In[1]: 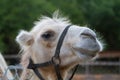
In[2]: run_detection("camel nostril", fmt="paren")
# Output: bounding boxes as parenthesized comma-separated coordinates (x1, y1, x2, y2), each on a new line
(81, 29, 96, 40)
(81, 33, 96, 40)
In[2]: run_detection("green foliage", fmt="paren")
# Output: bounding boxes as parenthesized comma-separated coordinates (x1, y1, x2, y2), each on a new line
(0, 0, 56, 54)
(79, 0, 120, 50)
(50, 0, 85, 25)
(0, 0, 120, 54)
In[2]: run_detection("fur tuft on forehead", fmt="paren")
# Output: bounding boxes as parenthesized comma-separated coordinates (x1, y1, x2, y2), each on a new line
(32, 11, 71, 32)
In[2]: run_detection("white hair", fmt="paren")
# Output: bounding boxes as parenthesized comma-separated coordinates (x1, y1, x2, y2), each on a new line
(0, 53, 13, 79)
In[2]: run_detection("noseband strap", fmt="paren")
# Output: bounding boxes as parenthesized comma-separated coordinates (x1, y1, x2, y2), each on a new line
(28, 25, 79, 80)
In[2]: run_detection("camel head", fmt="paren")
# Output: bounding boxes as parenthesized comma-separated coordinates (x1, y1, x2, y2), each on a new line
(16, 12, 103, 80)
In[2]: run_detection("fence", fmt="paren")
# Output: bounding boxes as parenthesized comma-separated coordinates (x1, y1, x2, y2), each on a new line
(73, 61, 120, 80)
(1, 65, 22, 80)
(1, 61, 120, 80)
(1, 54, 120, 80)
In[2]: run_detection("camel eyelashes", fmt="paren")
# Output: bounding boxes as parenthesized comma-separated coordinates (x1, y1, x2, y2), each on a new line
(41, 30, 55, 40)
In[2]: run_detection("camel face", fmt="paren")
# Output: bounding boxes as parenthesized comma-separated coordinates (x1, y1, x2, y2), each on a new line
(16, 14, 103, 80)
(31, 25, 102, 64)
(16, 17, 102, 65)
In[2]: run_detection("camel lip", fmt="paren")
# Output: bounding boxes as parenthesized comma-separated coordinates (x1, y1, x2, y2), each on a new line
(72, 47, 98, 58)
(78, 51, 99, 62)
(80, 52, 95, 58)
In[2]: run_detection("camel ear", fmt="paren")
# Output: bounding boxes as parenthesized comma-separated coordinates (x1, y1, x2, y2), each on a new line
(16, 30, 34, 46)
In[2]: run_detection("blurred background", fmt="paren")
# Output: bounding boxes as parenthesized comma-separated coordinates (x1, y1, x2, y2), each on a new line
(0, 0, 120, 79)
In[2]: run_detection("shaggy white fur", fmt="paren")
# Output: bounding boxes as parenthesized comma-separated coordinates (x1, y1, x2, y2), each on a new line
(0, 53, 13, 79)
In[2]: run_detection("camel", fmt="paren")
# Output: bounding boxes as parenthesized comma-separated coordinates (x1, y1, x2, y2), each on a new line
(16, 11, 103, 80)
(0, 53, 13, 80)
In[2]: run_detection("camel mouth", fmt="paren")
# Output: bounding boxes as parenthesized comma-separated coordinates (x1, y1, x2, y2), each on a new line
(73, 47, 99, 61)
(78, 48, 98, 57)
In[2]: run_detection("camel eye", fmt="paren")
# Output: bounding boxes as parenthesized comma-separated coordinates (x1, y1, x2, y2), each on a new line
(41, 31, 55, 40)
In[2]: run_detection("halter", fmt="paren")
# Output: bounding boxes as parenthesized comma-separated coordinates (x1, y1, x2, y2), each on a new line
(27, 25, 79, 80)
